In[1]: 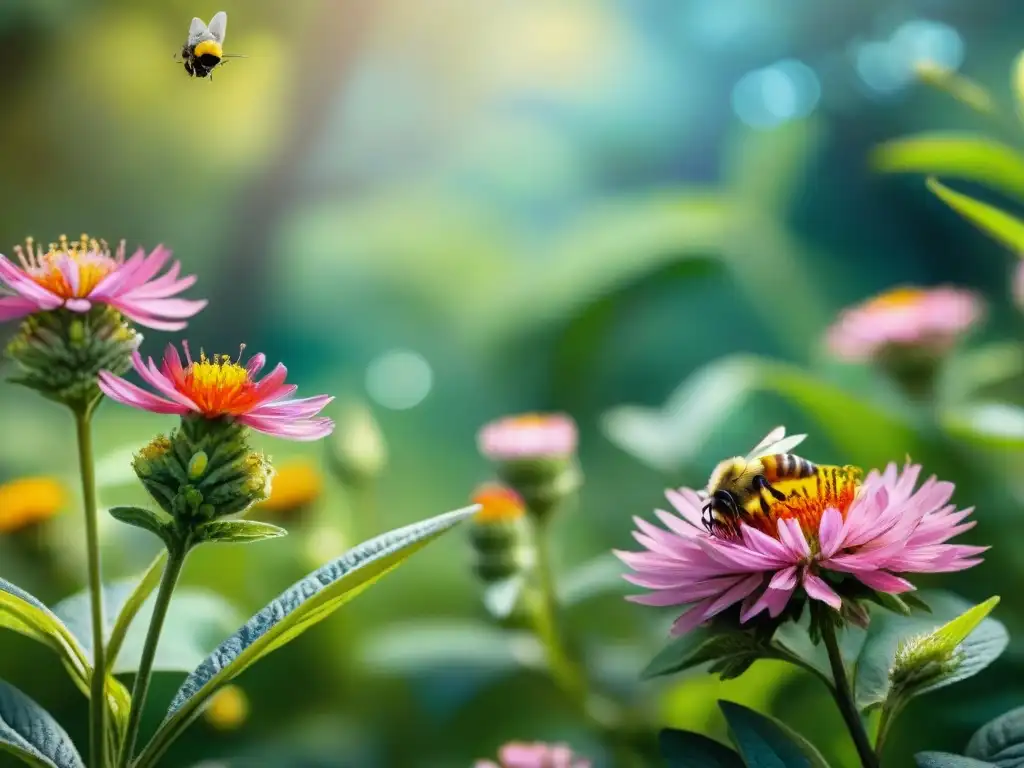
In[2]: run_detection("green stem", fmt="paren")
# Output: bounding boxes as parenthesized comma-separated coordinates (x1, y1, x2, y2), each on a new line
(119, 541, 189, 768)
(75, 411, 107, 768)
(874, 698, 905, 758)
(821, 616, 879, 768)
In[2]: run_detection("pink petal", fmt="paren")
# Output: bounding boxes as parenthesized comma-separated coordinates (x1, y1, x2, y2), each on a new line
(769, 565, 798, 590)
(0, 295, 40, 321)
(248, 394, 334, 419)
(98, 371, 190, 415)
(817, 507, 844, 558)
(0, 257, 63, 308)
(802, 571, 841, 610)
(846, 569, 916, 594)
(236, 414, 335, 441)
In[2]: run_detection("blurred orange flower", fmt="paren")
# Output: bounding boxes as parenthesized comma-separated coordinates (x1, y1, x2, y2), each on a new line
(0, 477, 66, 533)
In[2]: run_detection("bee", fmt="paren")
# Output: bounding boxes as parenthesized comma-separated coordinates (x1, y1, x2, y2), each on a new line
(701, 426, 849, 537)
(178, 12, 242, 79)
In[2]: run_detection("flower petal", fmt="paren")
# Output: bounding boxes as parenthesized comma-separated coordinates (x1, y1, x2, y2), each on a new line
(802, 571, 841, 610)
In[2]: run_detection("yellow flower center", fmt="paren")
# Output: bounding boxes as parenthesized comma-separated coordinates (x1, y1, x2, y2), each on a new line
(254, 460, 323, 516)
(16, 234, 118, 299)
(203, 685, 249, 731)
(472, 484, 526, 523)
(864, 286, 927, 311)
(0, 477, 66, 533)
(756, 466, 863, 540)
(171, 350, 262, 416)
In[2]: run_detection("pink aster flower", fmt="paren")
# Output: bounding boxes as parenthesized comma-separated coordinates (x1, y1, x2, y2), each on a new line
(0, 234, 206, 331)
(826, 286, 982, 362)
(474, 742, 591, 768)
(616, 463, 986, 635)
(478, 413, 578, 461)
(98, 342, 334, 441)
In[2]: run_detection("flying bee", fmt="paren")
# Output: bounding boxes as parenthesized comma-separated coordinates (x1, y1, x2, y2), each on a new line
(700, 426, 858, 537)
(177, 12, 243, 79)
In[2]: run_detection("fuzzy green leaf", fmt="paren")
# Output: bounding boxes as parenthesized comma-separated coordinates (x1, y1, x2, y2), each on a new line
(916, 753, 994, 768)
(659, 728, 744, 768)
(134, 505, 477, 768)
(195, 520, 288, 545)
(872, 134, 1024, 200)
(721, 700, 826, 767)
(0, 680, 84, 768)
(965, 705, 1024, 766)
(108, 505, 175, 547)
(927, 177, 1024, 254)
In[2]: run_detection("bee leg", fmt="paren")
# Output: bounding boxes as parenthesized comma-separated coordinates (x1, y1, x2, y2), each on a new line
(752, 475, 785, 515)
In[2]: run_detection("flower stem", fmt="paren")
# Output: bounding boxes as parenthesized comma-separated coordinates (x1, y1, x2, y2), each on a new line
(821, 616, 879, 768)
(119, 540, 189, 767)
(75, 410, 107, 768)
(874, 698, 905, 758)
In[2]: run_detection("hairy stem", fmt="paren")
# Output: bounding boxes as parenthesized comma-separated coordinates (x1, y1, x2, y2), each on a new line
(821, 616, 879, 768)
(119, 541, 189, 767)
(75, 410, 107, 768)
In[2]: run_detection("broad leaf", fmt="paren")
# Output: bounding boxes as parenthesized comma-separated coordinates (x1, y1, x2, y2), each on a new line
(854, 592, 1007, 712)
(721, 700, 830, 768)
(0, 680, 84, 768)
(643, 629, 768, 681)
(927, 177, 1024, 253)
(108, 505, 175, 548)
(134, 505, 477, 768)
(53, 582, 243, 675)
(916, 753, 994, 768)
(966, 705, 1024, 767)
(659, 728, 744, 768)
(196, 520, 287, 545)
(872, 134, 1024, 200)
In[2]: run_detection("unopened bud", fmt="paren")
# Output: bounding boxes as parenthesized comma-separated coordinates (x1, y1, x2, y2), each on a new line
(188, 451, 209, 480)
(469, 484, 533, 583)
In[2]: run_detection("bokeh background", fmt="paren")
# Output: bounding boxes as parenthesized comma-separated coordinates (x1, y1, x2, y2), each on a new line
(1, 0, 1024, 765)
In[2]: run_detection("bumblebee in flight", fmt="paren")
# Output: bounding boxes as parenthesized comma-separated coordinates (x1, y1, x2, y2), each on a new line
(178, 12, 242, 79)
(700, 426, 859, 537)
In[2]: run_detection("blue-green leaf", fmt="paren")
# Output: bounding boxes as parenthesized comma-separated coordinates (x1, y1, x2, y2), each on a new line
(134, 505, 477, 768)
(916, 753, 994, 768)
(966, 705, 1024, 767)
(0, 679, 84, 768)
(659, 728, 744, 768)
(720, 700, 826, 768)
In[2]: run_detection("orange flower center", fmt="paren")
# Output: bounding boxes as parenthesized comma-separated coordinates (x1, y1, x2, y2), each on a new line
(863, 286, 927, 312)
(751, 466, 863, 540)
(506, 413, 552, 428)
(17, 234, 118, 299)
(472, 484, 526, 523)
(176, 352, 261, 416)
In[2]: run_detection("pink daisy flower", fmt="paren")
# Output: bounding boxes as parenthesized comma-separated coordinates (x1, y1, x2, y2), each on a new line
(826, 286, 982, 362)
(97, 342, 334, 441)
(0, 234, 206, 331)
(478, 413, 578, 461)
(616, 463, 986, 635)
(474, 742, 591, 768)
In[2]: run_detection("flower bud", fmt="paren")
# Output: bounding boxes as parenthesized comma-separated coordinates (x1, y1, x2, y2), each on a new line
(477, 414, 582, 522)
(5, 305, 140, 413)
(326, 400, 387, 489)
(132, 414, 274, 536)
(469, 484, 533, 583)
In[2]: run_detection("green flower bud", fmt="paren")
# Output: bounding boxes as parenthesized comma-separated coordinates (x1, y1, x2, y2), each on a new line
(326, 401, 387, 488)
(468, 484, 533, 584)
(6, 305, 141, 413)
(188, 451, 209, 480)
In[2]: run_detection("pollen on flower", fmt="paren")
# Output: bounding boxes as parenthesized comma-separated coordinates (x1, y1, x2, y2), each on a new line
(759, 466, 863, 540)
(0, 477, 66, 533)
(177, 344, 263, 416)
(15, 234, 122, 300)
(472, 483, 526, 523)
(863, 286, 928, 311)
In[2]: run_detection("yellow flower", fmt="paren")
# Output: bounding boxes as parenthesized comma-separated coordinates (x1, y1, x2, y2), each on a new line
(0, 477, 66, 533)
(254, 460, 323, 516)
(203, 685, 249, 731)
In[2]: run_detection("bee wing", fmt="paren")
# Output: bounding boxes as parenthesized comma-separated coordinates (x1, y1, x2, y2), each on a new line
(207, 11, 228, 43)
(187, 17, 209, 44)
(745, 426, 807, 460)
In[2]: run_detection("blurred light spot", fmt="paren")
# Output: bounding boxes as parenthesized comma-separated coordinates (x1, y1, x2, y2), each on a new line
(731, 60, 820, 129)
(365, 350, 433, 410)
(686, 0, 783, 54)
(854, 19, 963, 96)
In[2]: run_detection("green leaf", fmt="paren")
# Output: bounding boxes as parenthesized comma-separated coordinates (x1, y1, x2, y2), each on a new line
(106, 552, 167, 669)
(854, 592, 1007, 712)
(720, 700, 826, 767)
(940, 343, 1024, 406)
(941, 403, 1024, 450)
(643, 629, 769, 681)
(916, 753, 995, 768)
(358, 620, 544, 675)
(52, 581, 244, 675)
(134, 505, 477, 768)
(482, 575, 526, 621)
(966, 705, 1024, 766)
(927, 177, 1024, 254)
(557, 555, 631, 606)
(108, 505, 175, 547)
(0, 679, 84, 768)
(659, 728, 744, 768)
(195, 519, 288, 545)
(872, 135, 1024, 200)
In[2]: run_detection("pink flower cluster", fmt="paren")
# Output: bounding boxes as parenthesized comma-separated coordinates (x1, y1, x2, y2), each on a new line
(475, 742, 591, 768)
(478, 413, 578, 461)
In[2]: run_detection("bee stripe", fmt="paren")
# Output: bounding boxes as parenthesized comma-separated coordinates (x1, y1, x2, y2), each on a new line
(797, 456, 816, 477)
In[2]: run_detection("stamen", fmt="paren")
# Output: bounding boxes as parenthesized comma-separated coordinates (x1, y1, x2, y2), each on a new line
(182, 340, 194, 366)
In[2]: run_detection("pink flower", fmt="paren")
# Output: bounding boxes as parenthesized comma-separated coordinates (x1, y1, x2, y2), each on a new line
(616, 463, 986, 635)
(826, 286, 982, 362)
(478, 413, 578, 461)
(0, 234, 206, 331)
(98, 342, 334, 441)
(1013, 261, 1024, 311)
(474, 742, 591, 768)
